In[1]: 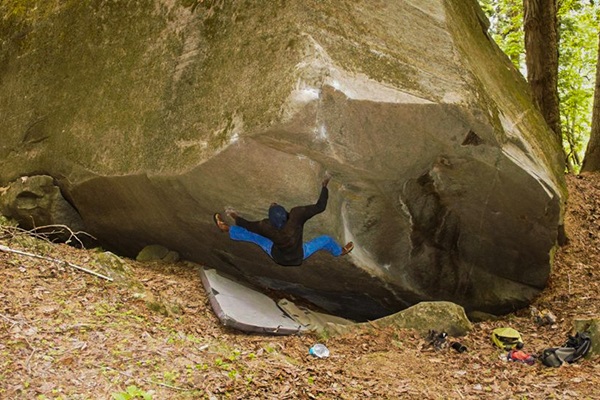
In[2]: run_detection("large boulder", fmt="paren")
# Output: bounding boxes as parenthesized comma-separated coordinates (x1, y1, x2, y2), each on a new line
(0, 0, 566, 320)
(0, 175, 86, 241)
(573, 318, 600, 357)
(356, 301, 473, 337)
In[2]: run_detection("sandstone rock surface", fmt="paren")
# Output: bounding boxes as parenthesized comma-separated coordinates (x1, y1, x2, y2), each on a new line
(0, 175, 85, 241)
(0, 0, 566, 320)
(366, 301, 473, 337)
(573, 318, 600, 357)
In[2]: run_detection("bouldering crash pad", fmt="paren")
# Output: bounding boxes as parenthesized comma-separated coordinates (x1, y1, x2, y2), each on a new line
(200, 268, 304, 335)
(200, 268, 356, 335)
(277, 299, 354, 336)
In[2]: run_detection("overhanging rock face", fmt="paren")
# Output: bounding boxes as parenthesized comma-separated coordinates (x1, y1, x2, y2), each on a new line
(0, 0, 566, 320)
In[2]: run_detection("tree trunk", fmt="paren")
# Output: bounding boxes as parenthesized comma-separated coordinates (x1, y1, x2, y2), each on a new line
(523, 0, 562, 142)
(581, 30, 600, 172)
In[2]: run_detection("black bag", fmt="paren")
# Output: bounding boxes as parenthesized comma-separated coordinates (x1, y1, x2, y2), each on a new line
(540, 332, 591, 367)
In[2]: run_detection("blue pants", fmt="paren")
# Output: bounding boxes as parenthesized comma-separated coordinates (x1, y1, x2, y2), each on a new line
(229, 225, 343, 259)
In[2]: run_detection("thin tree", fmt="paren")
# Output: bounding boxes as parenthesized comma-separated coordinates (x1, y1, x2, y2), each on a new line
(523, 0, 562, 143)
(581, 30, 600, 172)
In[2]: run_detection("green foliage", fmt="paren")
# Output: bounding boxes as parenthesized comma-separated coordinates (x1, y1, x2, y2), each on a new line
(479, 0, 525, 69)
(111, 385, 153, 400)
(480, 0, 600, 171)
(557, 2, 599, 169)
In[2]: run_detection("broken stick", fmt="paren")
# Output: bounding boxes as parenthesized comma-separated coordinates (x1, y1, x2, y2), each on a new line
(0, 244, 113, 282)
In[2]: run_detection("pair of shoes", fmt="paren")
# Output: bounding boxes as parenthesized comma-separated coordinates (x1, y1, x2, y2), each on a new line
(213, 213, 230, 232)
(340, 241, 354, 256)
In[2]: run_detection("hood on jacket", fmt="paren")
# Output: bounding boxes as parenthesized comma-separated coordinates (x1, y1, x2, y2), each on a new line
(268, 204, 288, 229)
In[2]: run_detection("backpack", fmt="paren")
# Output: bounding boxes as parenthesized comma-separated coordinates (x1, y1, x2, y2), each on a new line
(540, 332, 592, 367)
(492, 327, 524, 350)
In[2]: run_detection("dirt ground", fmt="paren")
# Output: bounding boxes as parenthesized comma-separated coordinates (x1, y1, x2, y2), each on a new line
(1, 173, 600, 400)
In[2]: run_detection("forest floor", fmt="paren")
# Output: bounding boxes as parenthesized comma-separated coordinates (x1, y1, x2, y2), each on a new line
(1, 173, 600, 400)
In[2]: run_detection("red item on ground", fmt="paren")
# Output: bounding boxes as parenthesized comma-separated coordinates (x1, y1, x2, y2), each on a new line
(507, 350, 536, 365)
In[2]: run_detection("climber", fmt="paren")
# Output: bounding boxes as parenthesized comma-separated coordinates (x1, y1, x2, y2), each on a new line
(213, 172, 354, 266)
